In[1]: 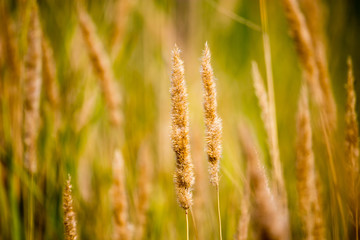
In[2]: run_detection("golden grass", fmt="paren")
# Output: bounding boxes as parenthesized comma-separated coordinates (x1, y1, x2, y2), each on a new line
(170, 45, 195, 211)
(201, 42, 222, 188)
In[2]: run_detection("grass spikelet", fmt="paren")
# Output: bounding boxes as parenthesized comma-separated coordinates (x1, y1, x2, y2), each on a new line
(78, 7, 121, 126)
(345, 57, 359, 235)
(170, 45, 194, 211)
(201, 42, 222, 187)
(296, 84, 325, 239)
(112, 150, 130, 240)
(238, 123, 290, 240)
(281, 0, 323, 105)
(23, 4, 42, 173)
(134, 142, 152, 240)
(63, 174, 78, 240)
(42, 36, 59, 108)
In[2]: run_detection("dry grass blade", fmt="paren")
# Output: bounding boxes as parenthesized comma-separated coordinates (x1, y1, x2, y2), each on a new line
(78, 7, 122, 126)
(23, 4, 42, 173)
(63, 174, 78, 240)
(170, 45, 194, 211)
(238, 123, 290, 240)
(112, 150, 130, 240)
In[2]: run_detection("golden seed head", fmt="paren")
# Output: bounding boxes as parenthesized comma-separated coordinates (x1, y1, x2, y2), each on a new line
(201, 42, 222, 186)
(170, 45, 194, 210)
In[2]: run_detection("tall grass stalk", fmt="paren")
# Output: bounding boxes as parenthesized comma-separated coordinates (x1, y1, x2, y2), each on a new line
(201, 43, 223, 240)
(259, 0, 288, 214)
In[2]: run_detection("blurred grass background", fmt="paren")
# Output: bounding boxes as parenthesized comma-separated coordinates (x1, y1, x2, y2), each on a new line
(0, 0, 360, 239)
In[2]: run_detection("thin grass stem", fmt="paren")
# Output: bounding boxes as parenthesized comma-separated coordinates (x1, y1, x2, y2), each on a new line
(217, 186, 223, 240)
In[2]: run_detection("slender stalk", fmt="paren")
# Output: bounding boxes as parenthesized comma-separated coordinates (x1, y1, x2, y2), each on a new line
(186, 210, 189, 240)
(357, 206, 359, 240)
(217, 186, 223, 240)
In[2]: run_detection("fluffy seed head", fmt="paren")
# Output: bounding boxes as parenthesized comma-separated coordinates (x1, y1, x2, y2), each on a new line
(170, 45, 194, 210)
(201, 42, 222, 186)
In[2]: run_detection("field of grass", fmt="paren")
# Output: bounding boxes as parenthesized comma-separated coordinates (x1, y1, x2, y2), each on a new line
(0, 0, 360, 239)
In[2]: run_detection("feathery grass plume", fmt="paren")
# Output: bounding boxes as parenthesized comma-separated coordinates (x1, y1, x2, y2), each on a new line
(300, 0, 337, 129)
(134, 142, 152, 240)
(238, 123, 290, 240)
(201, 42, 222, 187)
(23, 4, 42, 173)
(112, 150, 130, 240)
(170, 45, 194, 211)
(235, 180, 250, 240)
(63, 174, 78, 240)
(42, 36, 59, 109)
(345, 57, 359, 233)
(78, 7, 121, 126)
(296, 85, 325, 240)
(281, 0, 323, 106)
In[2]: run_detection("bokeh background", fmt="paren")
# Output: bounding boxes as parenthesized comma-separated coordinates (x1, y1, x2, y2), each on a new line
(1, 0, 360, 239)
